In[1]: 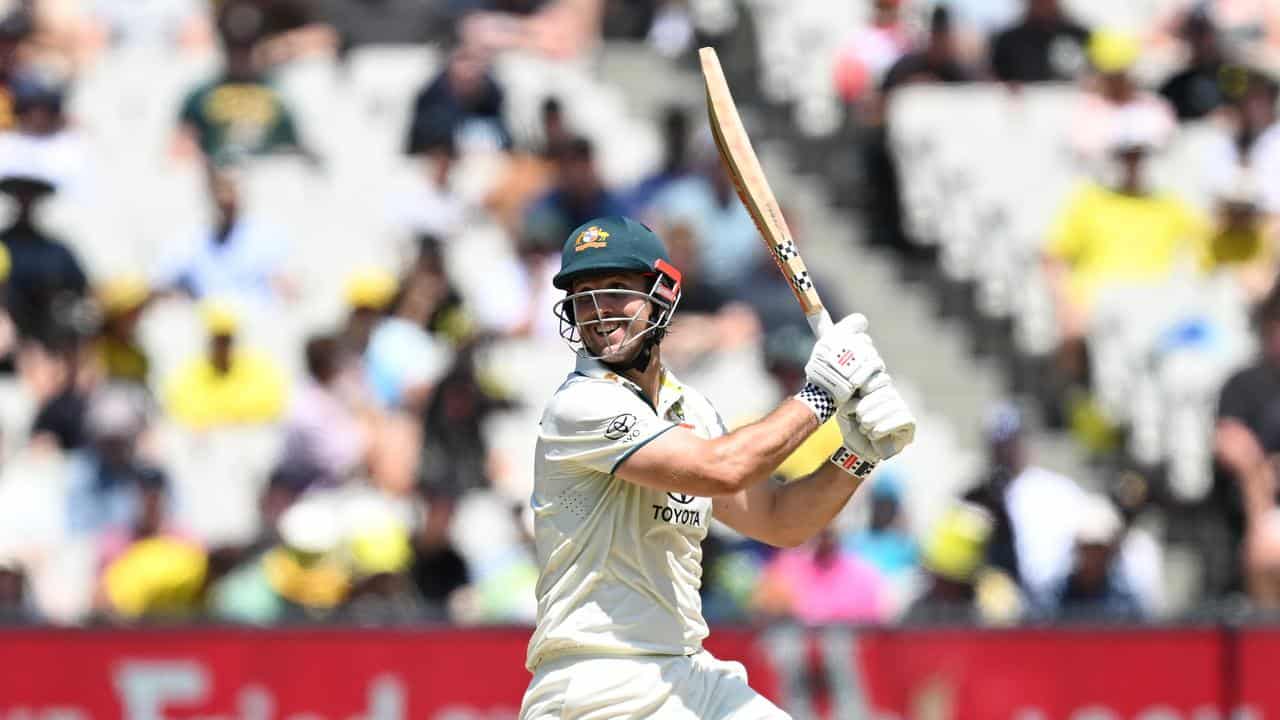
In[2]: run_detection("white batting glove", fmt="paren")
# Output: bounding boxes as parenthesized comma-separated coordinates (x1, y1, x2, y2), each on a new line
(803, 314, 885, 407)
(831, 407, 881, 480)
(850, 372, 916, 458)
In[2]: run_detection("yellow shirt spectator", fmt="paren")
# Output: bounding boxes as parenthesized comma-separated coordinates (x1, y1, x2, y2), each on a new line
(1048, 183, 1209, 313)
(165, 349, 288, 429)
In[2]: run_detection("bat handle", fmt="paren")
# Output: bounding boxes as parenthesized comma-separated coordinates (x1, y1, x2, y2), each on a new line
(807, 308, 834, 339)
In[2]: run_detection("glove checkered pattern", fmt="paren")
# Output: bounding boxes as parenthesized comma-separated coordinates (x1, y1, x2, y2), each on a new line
(795, 382, 836, 423)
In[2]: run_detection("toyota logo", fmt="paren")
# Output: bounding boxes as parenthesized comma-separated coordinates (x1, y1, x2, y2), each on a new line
(667, 492, 696, 504)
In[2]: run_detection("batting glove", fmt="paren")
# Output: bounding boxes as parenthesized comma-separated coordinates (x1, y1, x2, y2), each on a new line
(831, 407, 881, 480)
(803, 313, 885, 408)
(850, 372, 916, 458)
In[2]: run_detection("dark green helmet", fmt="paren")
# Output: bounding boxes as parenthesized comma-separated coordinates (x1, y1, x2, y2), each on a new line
(552, 216, 674, 290)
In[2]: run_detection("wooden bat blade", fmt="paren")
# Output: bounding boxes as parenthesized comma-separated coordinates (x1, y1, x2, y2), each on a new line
(699, 47, 833, 337)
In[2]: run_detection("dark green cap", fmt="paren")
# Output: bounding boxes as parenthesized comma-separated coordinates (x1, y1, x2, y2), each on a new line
(552, 216, 672, 290)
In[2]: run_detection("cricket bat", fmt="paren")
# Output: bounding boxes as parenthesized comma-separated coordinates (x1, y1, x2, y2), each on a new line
(699, 46, 835, 339)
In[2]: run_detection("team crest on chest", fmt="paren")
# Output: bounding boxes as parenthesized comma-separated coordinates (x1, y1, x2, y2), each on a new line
(574, 226, 610, 252)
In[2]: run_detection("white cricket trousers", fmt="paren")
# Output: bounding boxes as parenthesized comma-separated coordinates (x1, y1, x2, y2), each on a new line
(519, 650, 791, 719)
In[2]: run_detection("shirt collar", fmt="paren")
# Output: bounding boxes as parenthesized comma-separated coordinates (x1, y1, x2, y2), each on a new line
(573, 355, 686, 417)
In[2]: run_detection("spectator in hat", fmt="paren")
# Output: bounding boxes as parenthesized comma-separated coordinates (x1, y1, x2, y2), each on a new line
(990, 0, 1091, 84)
(1044, 122, 1208, 383)
(164, 300, 288, 429)
(1068, 29, 1177, 172)
(1160, 10, 1231, 121)
(1200, 167, 1277, 301)
(156, 162, 294, 306)
(99, 534, 208, 622)
(174, 38, 305, 162)
(0, 164, 87, 344)
(0, 11, 33, 134)
(0, 71, 92, 200)
(405, 43, 511, 156)
(1045, 493, 1145, 620)
(1206, 69, 1280, 216)
(902, 502, 1023, 625)
(90, 276, 151, 386)
(94, 467, 198, 600)
(342, 267, 397, 360)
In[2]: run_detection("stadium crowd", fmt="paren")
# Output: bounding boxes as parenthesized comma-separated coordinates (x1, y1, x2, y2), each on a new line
(0, 0, 1279, 634)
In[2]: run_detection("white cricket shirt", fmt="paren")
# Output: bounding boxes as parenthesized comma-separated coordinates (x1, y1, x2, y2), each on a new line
(525, 355, 725, 671)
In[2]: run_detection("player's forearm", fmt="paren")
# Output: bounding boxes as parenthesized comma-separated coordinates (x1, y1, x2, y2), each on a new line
(763, 463, 863, 548)
(703, 398, 819, 493)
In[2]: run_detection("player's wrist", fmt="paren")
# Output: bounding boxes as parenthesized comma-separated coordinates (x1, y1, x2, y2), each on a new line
(794, 382, 836, 424)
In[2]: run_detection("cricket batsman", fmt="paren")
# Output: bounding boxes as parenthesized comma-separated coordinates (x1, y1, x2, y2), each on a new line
(519, 216, 916, 719)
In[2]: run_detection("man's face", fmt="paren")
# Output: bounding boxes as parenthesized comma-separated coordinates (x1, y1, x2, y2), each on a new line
(570, 272, 654, 363)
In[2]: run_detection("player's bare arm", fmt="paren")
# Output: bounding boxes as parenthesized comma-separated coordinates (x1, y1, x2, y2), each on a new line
(612, 398, 821, 498)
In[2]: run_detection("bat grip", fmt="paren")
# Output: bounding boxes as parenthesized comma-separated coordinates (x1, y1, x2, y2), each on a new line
(806, 308, 834, 338)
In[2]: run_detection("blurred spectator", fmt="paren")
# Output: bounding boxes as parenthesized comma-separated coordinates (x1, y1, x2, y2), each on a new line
(164, 300, 288, 429)
(989, 0, 1090, 84)
(0, 72, 92, 199)
(29, 321, 97, 451)
(970, 404, 1083, 604)
(903, 502, 1023, 625)
(1203, 167, 1276, 301)
(1160, 10, 1230, 121)
(1068, 30, 1177, 171)
(0, 167, 87, 344)
(484, 96, 566, 236)
(281, 334, 367, 486)
(390, 135, 466, 241)
(340, 494, 423, 623)
(1215, 289, 1280, 597)
(212, 492, 350, 623)
(1044, 127, 1207, 385)
(408, 487, 468, 621)
(175, 39, 305, 162)
(844, 471, 919, 578)
(364, 270, 452, 412)
(96, 466, 192, 571)
(881, 6, 973, 92)
(91, 276, 151, 386)
(752, 527, 888, 625)
(213, 0, 336, 67)
(405, 44, 510, 156)
(0, 554, 36, 624)
(521, 136, 625, 254)
(418, 341, 510, 497)
(650, 153, 761, 295)
(1205, 69, 1280, 215)
(156, 163, 293, 305)
(100, 533, 208, 621)
(625, 105, 693, 216)
(65, 384, 160, 535)
(447, 494, 537, 624)
(833, 0, 913, 105)
(0, 12, 33, 133)
(1045, 493, 1145, 621)
(342, 267, 397, 361)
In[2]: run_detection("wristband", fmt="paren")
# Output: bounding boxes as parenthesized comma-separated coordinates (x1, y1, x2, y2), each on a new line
(795, 382, 836, 423)
(830, 445, 877, 479)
